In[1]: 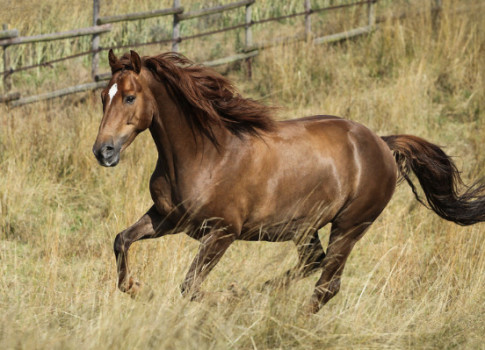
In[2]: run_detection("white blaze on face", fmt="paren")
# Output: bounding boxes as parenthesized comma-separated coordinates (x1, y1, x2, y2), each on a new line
(107, 83, 118, 107)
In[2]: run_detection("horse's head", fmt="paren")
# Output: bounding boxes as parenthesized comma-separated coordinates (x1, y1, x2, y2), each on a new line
(93, 50, 155, 167)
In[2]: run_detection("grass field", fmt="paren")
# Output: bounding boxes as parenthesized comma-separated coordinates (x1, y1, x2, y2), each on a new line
(1, 1, 484, 349)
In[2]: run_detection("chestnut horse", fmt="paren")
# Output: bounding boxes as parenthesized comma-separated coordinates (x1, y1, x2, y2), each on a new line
(93, 50, 485, 313)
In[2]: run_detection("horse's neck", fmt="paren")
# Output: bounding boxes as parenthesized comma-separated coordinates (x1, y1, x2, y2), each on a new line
(148, 81, 223, 178)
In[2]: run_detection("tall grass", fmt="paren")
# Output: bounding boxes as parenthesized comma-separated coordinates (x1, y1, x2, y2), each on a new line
(1, 1, 484, 349)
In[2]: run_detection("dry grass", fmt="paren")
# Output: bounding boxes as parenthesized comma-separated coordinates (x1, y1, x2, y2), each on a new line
(1, 1, 484, 349)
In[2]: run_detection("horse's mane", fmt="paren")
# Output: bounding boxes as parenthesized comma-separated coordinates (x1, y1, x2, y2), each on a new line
(116, 52, 276, 145)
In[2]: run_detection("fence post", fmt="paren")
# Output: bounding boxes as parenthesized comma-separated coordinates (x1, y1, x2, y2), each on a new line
(304, 0, 312, 39)
(2, 24, 11, 93)
(172, 0, 181, 52)
(245, 1, 253, 78)
(433, 0, 443, 12)
(432, 0, 442, 30)
(92, 0, 100, 80)
(245, 2, 253, 49)
(367, 0, 376, 27)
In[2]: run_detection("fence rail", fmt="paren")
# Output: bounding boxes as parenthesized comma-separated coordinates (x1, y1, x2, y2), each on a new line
(0, 25, 112, 47)
(178, 0, 254, 20)
(0, 91, 19, 103)
(0, 29, 18, 40)
(10, 81, 107, 108)
(97, 7, 184, 25)
(0, 0, 444, 108)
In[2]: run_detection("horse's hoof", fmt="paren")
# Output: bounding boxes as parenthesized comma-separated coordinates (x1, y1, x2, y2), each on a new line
(305, 296, 321, 314)
(119, 278, 153, 300)
(130, 281, 155, 301)
(124, 279, 141, 296)
(119, 277, 137, 293)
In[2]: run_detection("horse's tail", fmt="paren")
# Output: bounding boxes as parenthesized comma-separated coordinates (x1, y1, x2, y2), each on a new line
(381, 134, 485, 226)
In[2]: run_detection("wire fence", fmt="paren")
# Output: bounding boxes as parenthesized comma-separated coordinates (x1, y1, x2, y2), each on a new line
(0, 0, 444, 108)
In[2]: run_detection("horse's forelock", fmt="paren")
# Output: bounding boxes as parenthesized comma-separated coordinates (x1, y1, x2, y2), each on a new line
(110, 54, 138, 74)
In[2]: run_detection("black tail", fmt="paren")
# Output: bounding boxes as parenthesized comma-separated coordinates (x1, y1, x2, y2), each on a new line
(382, 135, 485, 226)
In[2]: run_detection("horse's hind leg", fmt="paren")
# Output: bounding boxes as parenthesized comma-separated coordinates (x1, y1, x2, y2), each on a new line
(307, 220, 372, 313)
(114, 206, 173, 297)
(263, 229, 326, 289)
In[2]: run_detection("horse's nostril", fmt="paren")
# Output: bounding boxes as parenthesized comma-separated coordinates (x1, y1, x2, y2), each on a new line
(101, 144, 115, 158)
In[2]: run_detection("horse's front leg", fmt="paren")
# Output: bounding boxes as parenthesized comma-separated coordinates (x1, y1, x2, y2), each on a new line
(181, 228, 236, 300)
(114, 205, 174, 297)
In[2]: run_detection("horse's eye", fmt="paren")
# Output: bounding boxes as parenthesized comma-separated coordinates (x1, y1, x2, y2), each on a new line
(124, 95, 136, 105)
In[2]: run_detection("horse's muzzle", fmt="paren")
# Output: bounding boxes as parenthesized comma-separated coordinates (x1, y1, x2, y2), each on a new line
(93, 142, 120, 167)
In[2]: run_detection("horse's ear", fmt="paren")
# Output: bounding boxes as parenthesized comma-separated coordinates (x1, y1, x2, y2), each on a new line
(130, 50, 142, 74)
(108, 49, 118, 72)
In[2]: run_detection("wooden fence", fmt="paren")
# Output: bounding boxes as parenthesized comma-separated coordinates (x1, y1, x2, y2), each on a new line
(0, 0, 444, 108)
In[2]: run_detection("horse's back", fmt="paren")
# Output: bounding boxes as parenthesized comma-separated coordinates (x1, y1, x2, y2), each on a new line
(281, 115, 398, 203)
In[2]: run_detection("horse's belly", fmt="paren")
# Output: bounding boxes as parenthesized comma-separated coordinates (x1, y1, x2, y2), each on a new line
(239, 194, 341, 243)
(240, 218, 315, 242)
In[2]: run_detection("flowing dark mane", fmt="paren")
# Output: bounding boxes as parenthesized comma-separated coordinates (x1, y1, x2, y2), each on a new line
(116, 52, 276, 144)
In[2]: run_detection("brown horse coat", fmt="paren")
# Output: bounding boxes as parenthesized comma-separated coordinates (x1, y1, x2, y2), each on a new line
(93, 50, 485, 313)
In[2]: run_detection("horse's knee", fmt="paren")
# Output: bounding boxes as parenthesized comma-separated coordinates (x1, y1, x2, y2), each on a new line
(113, 233, 123, 256)
(114, 232, 132, 257)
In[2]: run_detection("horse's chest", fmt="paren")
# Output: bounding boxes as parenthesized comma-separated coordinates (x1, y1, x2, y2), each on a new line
(149, 175, 177, 216)
(149, 173, 205, 221)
